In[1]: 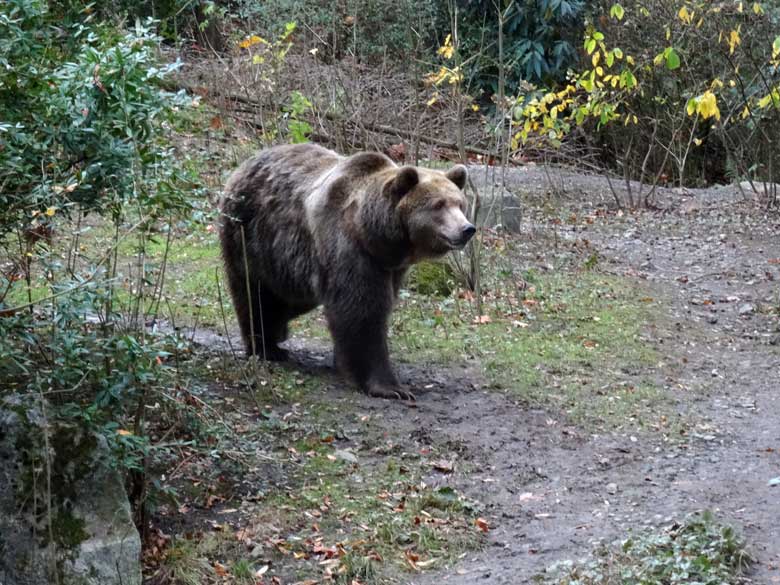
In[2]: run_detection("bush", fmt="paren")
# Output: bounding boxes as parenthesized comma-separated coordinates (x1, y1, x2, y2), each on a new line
(0, 0, 202, 529)
(509, 1, 780, 205)
(459, 0, 585, 95)
(588, 0, 780, 191)
(409, 261, 457, 297)
(232, 0, 445, 62)
(0, 2, 193, 231)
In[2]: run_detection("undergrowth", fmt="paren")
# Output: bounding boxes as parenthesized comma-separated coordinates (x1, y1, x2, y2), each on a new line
(543, 511, 753, 585)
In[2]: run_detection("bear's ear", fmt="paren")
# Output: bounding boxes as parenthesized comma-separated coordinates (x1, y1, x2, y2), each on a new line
(445, 165, 468, 190)
(385, 166, 419, 201)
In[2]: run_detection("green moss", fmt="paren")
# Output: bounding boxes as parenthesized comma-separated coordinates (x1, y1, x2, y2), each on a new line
(51, 510, 89, 549)
(408, 261, 456, 296)
(12, 416, 98, 549)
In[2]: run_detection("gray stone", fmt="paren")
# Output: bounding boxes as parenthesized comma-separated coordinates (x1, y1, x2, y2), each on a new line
(738, 303, 755, 316)
(334, 449, 358, 464)
(0, 397, 141, 585)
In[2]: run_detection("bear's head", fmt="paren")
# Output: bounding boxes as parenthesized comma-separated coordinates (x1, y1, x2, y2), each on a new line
(385, 165, 475, 260)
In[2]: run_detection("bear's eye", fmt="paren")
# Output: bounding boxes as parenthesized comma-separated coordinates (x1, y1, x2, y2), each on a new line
(433, 200, 446, 211)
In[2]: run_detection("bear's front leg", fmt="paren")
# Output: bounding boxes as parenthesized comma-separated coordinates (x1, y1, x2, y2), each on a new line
(325, 285, 415, 401)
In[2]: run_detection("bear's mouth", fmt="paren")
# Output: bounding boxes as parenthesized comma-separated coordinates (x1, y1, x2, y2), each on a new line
(439, 235, 468, 251)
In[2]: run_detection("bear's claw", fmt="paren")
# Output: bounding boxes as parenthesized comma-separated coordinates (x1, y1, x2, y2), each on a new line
(367, 385, 417, 401)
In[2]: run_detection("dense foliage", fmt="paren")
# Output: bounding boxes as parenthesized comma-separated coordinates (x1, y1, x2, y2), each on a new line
(509, 0, 780, 198)
(0, 0, 200, 525)
(459, 0, 585, 94)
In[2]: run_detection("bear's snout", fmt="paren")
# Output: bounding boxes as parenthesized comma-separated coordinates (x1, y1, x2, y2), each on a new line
(461, 223, 476, 242)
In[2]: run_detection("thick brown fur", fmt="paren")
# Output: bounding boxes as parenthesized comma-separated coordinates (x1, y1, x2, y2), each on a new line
(220, 143, 474, 400)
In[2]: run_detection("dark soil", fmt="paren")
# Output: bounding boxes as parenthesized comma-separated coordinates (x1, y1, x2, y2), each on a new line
(406, 195, 780, 583)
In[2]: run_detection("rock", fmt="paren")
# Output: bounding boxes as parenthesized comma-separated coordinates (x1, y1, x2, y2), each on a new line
(0, 397, 141, 585)
(606, 483, 618, 495)
(333, 449, 358, 464)
(738, 303, 755, 316)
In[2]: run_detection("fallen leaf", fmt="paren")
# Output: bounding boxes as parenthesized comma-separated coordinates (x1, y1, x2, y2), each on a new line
(214, 562, 229, 577)
(475, 518, 489, 532)
(769, 477, 780, 487)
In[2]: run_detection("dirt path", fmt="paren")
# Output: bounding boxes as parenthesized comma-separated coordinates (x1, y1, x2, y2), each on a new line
(165, 193, 779, 584)
(398, 202, 780, 583)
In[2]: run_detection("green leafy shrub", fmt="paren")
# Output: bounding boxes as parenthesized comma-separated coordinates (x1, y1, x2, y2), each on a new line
(409, 261, 456, 297)
(232, 0, 445, 61)
(0, 3, 193, 230)
(0, 0, 203, 525)
(548, 511, 753, 585)
(459, 0, 585, 94)
(586, 0, 780, 191)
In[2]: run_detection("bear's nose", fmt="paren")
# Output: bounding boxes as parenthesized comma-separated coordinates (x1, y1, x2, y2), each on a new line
(462, 224, 476, 241)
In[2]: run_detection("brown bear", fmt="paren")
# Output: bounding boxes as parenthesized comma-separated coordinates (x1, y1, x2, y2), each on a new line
(219, 143, 475, 400)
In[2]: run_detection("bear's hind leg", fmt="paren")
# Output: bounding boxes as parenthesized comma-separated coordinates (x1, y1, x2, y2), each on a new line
(250, 286, 292, 361)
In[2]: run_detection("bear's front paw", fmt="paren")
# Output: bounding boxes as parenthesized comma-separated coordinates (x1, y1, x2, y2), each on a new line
(366, 384, 416, 402)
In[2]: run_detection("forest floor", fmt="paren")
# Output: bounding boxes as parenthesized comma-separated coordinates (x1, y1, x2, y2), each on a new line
(117, 167, 780, 584)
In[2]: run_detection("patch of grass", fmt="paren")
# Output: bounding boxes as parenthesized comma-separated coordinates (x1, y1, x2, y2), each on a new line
(542, 511, 753, 585)
(3, 219, 227, 327)
(251, 426, 481, 583)
(392, 269, 670, 429)
(152, 534, 220, 585)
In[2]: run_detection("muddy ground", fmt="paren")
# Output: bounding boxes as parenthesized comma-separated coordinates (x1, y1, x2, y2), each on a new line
(148, 175, 780, 584)
(406, 186, 780, 582)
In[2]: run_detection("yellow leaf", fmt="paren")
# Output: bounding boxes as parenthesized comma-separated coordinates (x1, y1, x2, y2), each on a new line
(693, 138, 702, 146)
(117, 429, 133, 436)
(737, 1, 743, 12)
(753, 2, 764, 15)
(741, 106, 750, 119)
(698, 91, 721, 120)
(592, 51, 600, 67)
(471, 103, 479, 112)
(427, 96, 438, 107)
(239, 35, 265, 49)
(758, 94, 772, 108)
(678, 6, 692, 23)
(45, 207, 56, 217)
(437, 34, 454, 59)
(626, 55, 635, 65)
(710, 78, 724, 90)
(728, 29, 741, 55)
(438, 44, 454, 59)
